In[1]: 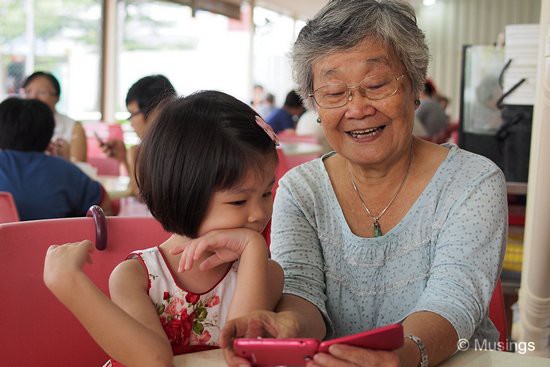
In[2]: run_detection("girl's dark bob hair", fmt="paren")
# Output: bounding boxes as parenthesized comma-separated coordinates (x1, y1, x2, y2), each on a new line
(137, 90, 278, 238)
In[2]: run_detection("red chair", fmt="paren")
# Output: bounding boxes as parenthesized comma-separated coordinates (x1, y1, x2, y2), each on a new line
(489, 279, 508, 350)
(0, 208, 170, 366)
(88, 156, 121, 176)
(0, 191, 19, 223)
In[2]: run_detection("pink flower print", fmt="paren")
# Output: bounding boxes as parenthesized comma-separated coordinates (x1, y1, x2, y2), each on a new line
(165, 297, 185, 316)
(255, 116, 280, 146)
(191, 330, 212, 345)
(206, 295, 220, 307)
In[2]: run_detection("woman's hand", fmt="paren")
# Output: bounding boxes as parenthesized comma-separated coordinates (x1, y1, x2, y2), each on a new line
(101, 139, 127, 163)
(170, 228, 265, 272)
(45, 138, 70, 159)
(43, 240, 94, 296)
(220, 310, 303, 367)
(309, 345, 400, 367)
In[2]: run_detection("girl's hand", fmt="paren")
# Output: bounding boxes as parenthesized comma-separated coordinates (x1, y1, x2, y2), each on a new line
(309, 345, 400, 367)
(171, 228, 265, 272)
(220, 310, 303, 367)
(43, 240, 94, 293)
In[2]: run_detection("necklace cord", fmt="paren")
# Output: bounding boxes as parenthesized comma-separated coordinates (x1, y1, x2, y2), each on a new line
(349, 143, 413, 231)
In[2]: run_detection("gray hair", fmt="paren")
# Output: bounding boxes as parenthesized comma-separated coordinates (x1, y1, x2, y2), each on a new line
(292, 0, 430, 110)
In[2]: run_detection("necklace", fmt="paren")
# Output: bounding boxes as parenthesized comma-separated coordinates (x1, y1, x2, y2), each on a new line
(349, 145, 413, 237)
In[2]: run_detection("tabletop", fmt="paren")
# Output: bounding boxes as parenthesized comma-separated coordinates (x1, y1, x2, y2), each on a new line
(97, 175, 131, 199)
(173, 348, 550, 367)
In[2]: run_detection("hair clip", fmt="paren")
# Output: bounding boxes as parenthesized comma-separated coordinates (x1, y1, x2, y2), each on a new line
(255, 116, 280, 146)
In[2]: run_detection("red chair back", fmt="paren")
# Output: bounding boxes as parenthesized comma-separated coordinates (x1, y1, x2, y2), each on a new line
(0, 215, 170, 366)
(489, 279, 508, 350)
(0, 191, 19, 223)
(88, 156, 121, 176)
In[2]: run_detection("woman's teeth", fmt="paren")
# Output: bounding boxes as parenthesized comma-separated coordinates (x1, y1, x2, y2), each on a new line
(348, 126, 384, 138)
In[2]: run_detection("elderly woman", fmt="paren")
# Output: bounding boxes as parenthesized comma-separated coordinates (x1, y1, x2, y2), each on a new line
(221, 1, 507, 366)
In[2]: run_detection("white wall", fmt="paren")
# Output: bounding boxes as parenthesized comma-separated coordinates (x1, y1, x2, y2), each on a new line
(416, 0, 540, 120)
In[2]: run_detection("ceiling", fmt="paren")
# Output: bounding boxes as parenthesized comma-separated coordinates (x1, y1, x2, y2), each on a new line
(254, 0, 327, 19)
(253, 0, 424, 20)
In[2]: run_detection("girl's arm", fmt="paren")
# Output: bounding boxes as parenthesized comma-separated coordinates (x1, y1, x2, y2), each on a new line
(44, 241, 173, 367)
(227, 241, 284, 320)
(126, 145, 140, 197)
(171, 229, 284, 318)
(70, 122, 87, 162)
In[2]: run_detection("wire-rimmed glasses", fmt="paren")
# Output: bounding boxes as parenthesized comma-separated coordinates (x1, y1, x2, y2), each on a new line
(309, 73, 406, 109)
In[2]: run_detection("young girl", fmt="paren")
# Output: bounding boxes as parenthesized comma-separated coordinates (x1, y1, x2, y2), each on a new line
(43, 90, 284, 367)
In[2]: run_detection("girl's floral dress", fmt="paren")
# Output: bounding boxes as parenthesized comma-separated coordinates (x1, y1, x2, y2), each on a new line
(104, 246, 238, 366)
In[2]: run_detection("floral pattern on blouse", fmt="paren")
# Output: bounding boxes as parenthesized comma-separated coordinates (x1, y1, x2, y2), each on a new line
(155, 285, 222, 352)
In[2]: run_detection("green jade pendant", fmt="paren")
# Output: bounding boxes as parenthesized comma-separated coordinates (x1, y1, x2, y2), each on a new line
(373, 219, 383, 237)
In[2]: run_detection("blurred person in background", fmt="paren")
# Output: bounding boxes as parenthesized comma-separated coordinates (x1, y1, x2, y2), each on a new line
(415, 79, 449, 140)
(265, 90, 305, 134)
(100, 74, 176, 198)
(259, 92, 276, 118)
(22, 71, 87, 162)
(0, 98, 111, 220)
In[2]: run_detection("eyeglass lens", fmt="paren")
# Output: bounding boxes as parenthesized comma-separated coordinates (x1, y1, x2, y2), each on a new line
(313, 74, 401, 108)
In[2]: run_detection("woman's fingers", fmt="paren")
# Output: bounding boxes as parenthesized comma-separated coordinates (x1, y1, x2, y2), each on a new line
(312, 345, 400, 367)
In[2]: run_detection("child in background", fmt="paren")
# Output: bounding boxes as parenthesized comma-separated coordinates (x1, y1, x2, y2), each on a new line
(0, 98, 112, 220)
(44, 91, 283, 367)
(101, 75, 177, 197)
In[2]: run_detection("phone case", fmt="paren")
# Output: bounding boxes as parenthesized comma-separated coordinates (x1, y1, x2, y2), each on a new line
(317, 323, 403, 353)
(234, 323, 403, 366)
(233, 338, 320, 367)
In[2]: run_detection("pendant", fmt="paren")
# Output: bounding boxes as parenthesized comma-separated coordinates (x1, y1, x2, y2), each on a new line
(373, 220, 383, 237)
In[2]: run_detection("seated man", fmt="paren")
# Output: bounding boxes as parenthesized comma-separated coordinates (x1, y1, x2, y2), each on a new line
(265, 90, 305, 134)
(0, 98, 112, 220)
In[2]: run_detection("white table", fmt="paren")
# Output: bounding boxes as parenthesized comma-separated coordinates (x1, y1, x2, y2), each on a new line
(173, 348, 550, 366)
(97, 175, 131, 200)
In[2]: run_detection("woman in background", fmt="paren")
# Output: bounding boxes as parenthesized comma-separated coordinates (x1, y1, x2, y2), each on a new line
(22, 71, 87, 162)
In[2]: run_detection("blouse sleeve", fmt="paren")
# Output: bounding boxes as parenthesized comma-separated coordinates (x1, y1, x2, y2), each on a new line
(407, 165, 508, 341)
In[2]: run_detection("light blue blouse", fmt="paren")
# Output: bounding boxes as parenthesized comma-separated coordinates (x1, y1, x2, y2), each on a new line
(270, 144, 507, 343)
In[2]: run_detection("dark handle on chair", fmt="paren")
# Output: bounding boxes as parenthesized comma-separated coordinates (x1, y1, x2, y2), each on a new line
(86, 205, 107, 250)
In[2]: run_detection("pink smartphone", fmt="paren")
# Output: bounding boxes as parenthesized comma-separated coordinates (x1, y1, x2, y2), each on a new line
(317, 323, 404, 353)
(233, 338, 319, 366)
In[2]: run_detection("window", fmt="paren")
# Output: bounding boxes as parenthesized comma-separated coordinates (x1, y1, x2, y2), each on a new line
(0, 0, 102, 121)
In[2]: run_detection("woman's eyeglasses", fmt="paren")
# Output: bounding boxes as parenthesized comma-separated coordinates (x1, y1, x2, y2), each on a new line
(128, 110, 143, 120)
(309, 73, 406, 109)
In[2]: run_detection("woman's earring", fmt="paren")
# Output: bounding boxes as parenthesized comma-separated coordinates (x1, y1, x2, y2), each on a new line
(316, 117, 321, 124)
(414, 99, 421, 106)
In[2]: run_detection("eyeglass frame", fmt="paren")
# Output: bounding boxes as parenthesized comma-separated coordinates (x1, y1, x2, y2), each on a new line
(308, 73, 407, 109)
(128, 110, 143, 120)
